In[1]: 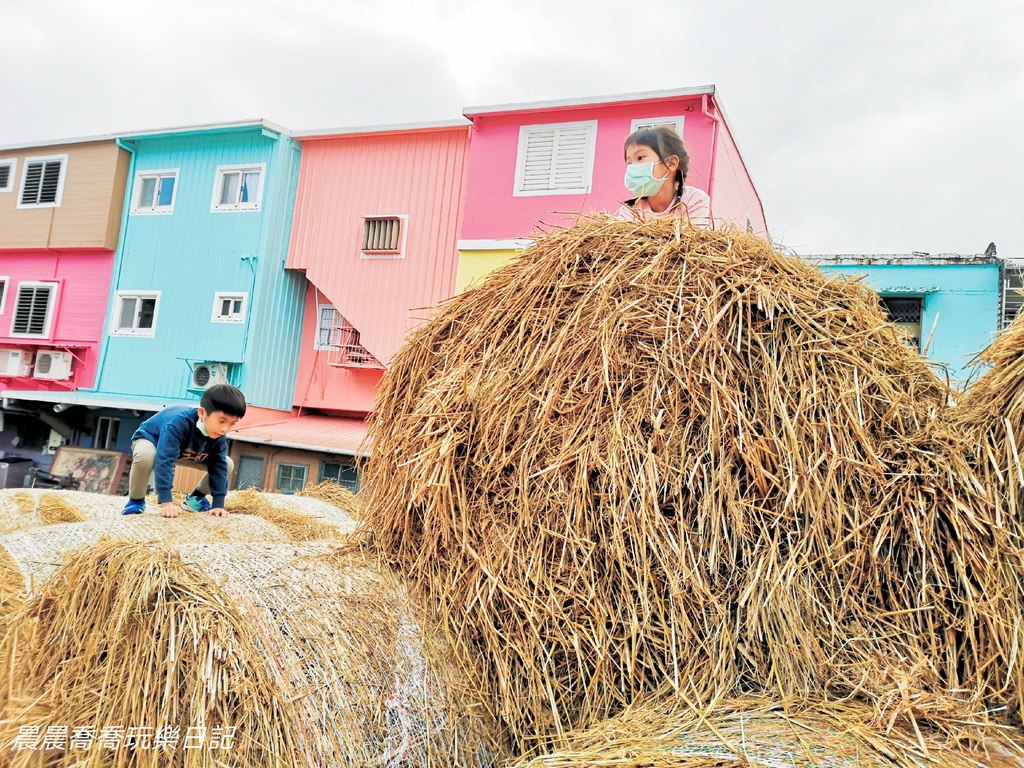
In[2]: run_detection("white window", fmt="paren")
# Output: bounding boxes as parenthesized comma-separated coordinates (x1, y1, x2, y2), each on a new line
(0, 159, 16, 193)
(630, 116, 686, 138)
(212, 292, 248, 323)
(10, 282, 58, 338)
(275, 463, 307, 493)
(0, 277, 7, 314)
(95, 416, 120, 450)
(211, 163, 265, 212)
(111, 291, 160, 337)
(17, 154, 68, 208)
(513, 121, 597, 197)
(131, 169, 178, 214)
(361, 215, 408, 258)
(315, 304, 341, 350)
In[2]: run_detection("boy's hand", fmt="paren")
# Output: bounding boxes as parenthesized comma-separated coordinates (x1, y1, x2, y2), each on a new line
(160, 502, 181, 518)
(209, 507, 229, 518)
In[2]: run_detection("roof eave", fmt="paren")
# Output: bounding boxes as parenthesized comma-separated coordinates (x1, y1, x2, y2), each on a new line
(463, 85, 717, 119)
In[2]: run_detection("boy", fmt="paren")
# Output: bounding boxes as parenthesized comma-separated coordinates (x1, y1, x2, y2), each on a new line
(122, 384, 246, 518)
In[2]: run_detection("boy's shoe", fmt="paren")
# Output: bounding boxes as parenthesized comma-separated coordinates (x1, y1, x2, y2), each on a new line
(122, 498, 146, 515)
(181, 493, 212, 513)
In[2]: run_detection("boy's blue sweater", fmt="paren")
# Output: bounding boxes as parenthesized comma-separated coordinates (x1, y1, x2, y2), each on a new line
(131, 406, 229, 507)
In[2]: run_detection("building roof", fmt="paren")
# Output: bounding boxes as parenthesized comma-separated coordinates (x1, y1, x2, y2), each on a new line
(0, 119, 290, 153)
(0, 389, 198, 412)
(463, 85, 717, 118)
(292, 119, 470, 141)
(229, 407, 370, 457)
(808, 253, 1002, 267)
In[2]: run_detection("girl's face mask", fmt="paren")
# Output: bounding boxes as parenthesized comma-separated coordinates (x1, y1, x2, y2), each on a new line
(624, 161, 668, 198)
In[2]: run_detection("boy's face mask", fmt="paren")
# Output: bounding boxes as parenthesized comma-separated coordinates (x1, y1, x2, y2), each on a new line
(197, 418, 209, 437)
(624, 161, 668, 198)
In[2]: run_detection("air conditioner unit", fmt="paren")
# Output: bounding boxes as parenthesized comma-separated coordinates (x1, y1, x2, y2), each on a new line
(33, 350, 73, 381)
(0, 348, 33, 377)
(190, 362, 230, 390)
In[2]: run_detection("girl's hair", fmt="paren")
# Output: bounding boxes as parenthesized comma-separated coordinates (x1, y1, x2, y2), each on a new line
(624, 125, 691, 187)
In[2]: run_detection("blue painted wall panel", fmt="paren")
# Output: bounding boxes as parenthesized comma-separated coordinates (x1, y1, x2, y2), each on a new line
(90, 128, 304, 410)
(820, 263, 1000, 382)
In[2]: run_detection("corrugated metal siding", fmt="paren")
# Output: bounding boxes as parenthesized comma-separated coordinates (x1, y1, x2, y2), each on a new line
(0, 142, 127, 250)
(0, 249, 113, 388)
(242, 140, 305, 411)
(94, 130, 300, 405)
(287, 127, 470, 364)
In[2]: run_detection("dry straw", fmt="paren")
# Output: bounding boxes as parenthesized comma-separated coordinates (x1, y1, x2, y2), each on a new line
(363, 217, 1024, 753)
(515, 694, 1024, 768)
(1, 540, 494, 767)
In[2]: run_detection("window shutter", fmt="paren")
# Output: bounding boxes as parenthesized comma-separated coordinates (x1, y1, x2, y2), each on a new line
(0, 165, 9, 189)
(20, 160, 62, 205)
(519, 124, 593, 193)
(520, 129, 557, 192)
(362, 218, 402, 252)
(38, 161, 62, 204)
(21, 163, 43, 205)
(12, 285, 53, 335)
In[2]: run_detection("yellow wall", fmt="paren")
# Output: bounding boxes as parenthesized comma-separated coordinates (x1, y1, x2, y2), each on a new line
(455, 249, 523, 293)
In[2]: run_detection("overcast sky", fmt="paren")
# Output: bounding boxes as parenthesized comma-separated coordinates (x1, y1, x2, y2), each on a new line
(2, 0, 1021, 257)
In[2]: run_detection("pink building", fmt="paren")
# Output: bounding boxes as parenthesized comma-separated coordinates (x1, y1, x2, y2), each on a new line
(228, 121, 471, 493)
(456, 85, 767, 291)
(0, 138, 130, 393)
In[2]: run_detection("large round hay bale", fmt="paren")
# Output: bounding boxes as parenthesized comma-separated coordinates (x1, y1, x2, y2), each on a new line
(1, 541, 495, 767)
(363, 219, 1024, 748)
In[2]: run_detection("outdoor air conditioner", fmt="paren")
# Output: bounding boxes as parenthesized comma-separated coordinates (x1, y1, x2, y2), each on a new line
(33, 350, 73, 381)
(0, 348, 33, 377)
(190, 362, 230, 390)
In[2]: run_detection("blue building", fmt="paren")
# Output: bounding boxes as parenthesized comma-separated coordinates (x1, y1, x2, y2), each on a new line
(810, 252, 1003, 383)
(3, 120, 306, 455)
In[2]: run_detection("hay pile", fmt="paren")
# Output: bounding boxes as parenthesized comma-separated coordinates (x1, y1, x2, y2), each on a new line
(515, 695, 1024, 768)
(363, 218, 1024, 753)
(2, 538, 492, 767)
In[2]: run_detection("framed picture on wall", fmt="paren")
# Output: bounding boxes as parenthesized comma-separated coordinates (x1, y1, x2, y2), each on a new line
(49, 447, 129, 494)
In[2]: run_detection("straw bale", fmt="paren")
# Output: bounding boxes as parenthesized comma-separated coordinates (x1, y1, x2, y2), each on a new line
(955, 314, 1024, 523)
(226, 487, 359, 538)
(0, 489, 129, 533)
(0, 491, 43, 533)
(1, 540, 496, 767)
(298, 479, 365, 520)
(363, 218, 1024, 750)
(515, 695, 1024, 768)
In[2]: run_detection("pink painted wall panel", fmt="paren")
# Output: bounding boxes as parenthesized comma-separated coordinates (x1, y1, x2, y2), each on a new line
(0, 249, 114, 389)
(709, 119, 768, 237)
(461, 97, 716, 240)
(293, 286, 381, 413)
(288, 127, 470, 365)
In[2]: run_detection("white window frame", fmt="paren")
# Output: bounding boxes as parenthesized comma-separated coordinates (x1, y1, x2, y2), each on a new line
(360, 214, 409, 259)
(130, 168, 179, 215)
(210, 163, 266, 212)
(211, 292, 248, 323)
(0, 276, 8, 314)
(630, 116, 687, 137)
(17, 154, 69, 209)
(314, 304, 340, 350)
(513, 120, 597, 197)
(95, 416, 120, 450)
(0, 158, 16, 193)
(9, 281, 59, 338)
(110, 290, 161, 338)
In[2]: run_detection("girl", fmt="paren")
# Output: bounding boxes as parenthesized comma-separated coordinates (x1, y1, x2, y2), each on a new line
(619, 124, 711, 228)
